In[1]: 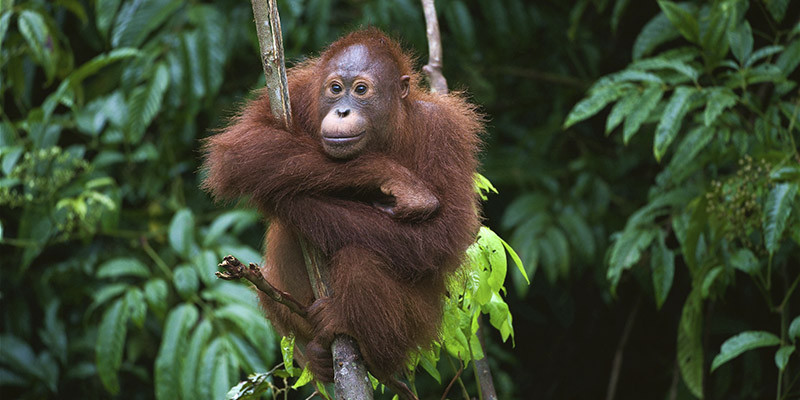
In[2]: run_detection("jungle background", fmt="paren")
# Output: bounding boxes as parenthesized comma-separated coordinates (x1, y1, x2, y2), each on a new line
(1, 0, 799, 399)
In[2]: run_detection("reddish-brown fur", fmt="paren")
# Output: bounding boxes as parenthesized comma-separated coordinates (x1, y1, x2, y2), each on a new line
(202, 28, 482, 381)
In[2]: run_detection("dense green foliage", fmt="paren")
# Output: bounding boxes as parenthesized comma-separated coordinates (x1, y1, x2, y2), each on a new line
(0, 0, 798, 399)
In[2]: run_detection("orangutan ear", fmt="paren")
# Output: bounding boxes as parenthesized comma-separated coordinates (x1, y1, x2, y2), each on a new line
(400, 75, 411, 99)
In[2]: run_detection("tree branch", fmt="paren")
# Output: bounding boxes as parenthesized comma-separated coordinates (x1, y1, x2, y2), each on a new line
(420, 1, 498, 399)
(247, 1, 372, 399)
(217, 255, 308, 317)
(420, 0, 448, 94)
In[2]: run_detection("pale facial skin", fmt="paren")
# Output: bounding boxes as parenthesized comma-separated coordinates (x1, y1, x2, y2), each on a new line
(318, 44, 410, 160)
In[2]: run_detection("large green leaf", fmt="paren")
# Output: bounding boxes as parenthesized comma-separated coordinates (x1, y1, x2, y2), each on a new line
(654, 87, 695, 162)
(96, 0, 122, 39)
(128, 62, 170, 143)
(111, 0, 182, 48)
(650, 232, 674, 309)
(633, 12, 680, 60)
(728, 21, 753, 64)
(180, 319, 212, 400)
(775, 346, 794, 371)
(763, 183, 798, 255)
(711, 331, 781, 372)
(18, 10, 55, 80)
(563, 83, 630, 129)
(790, 316, 800, 341)
(658, 1, 699, 43)
(96, 257, 150, 279)
(623, 85, 663, 143)
(155, 303, 199, 400)
(703, 88, 737, 127)
(0, 11, 11, 50)
(169, 208, 197, 258)
(763, 0, 790, 22)
(700, 3, 733, 62)
(173, 265, 199, 299)
(95, 299, 130, 395)
(677, 289, 703, 398)
(605, 87, 642, 135)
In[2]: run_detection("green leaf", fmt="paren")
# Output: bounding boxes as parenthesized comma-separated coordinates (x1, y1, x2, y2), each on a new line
(633, 12, 681, 60)
(155, 304, 199, 400)
(124, 288, 147, 328)
(0, 11, 11, 50)
(203, 210, 260, 247)
(69, 48, 140, 85)
(181, 319, 212, 400)
(728, 21, 753, 64)
(563, 83, 630, 129)
(18, 10, 55, 80)
(677, 289, 703, 398)
(776, 39, 800, 76)
(701, 4, 732, 62)
(281, 335, 297, 376)
(173, 265, 199, 299)
(763, 0, 790, 22)
(789, 315, 800, 341)
(763, 183, 798, 255)
(745, 45, 784, 68)
(608, 228, 657, 290)
(193, 250, 220, 286)
(111, 0, 182, 48)
(96, 257, 150, 279)
(558, 208, 595, 260)
(128, 62, 170, 143)
(775, 346, 794, 371)
(95, 299, 129, 395)
(96, 0, 122, 39)
(701, 266, 723, 299)
(658, 1, 699, 43)
(650, 232, 674, 309)
(169, 208, 196, 258)
(623, 85, 663, 144)
(196, 338, 227, 399)
(665, 125, 714, 183)
(292, 365, 314, 389)
(0, 335, 47, 383)
(500, 237, 528, 285)
(144, 278, 168, 318)
(227, 334, 267, 373)
(605, 87, 642, 135)
(711, 331, 781, 372)
(654, 87, 695, 162)
(703, 88, 737, 127)
(730, 248, 759, 275)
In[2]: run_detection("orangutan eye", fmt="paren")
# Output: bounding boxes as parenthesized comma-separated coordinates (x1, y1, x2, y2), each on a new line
(330, 83, 343, 94)
(354, 83, 368, 95)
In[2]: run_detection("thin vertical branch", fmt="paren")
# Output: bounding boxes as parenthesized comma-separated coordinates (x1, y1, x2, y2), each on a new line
(251, 0, 292, 127)
(420, 1, 498, 399)
(420, 0, 448, 94)
(249, 1, 371, 398)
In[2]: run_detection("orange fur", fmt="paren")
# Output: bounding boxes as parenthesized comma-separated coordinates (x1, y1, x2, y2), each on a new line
(202, 28, 482, 381)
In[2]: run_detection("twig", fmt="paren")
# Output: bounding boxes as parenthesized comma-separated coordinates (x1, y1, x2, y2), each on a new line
(440, 357, 464, 400)
(420, 1, 498, 398)
(216, 255, 307, 317)
(605, 296, 641, 400)
(248, 1, 372, 398)
(420, 0, 448, 94)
